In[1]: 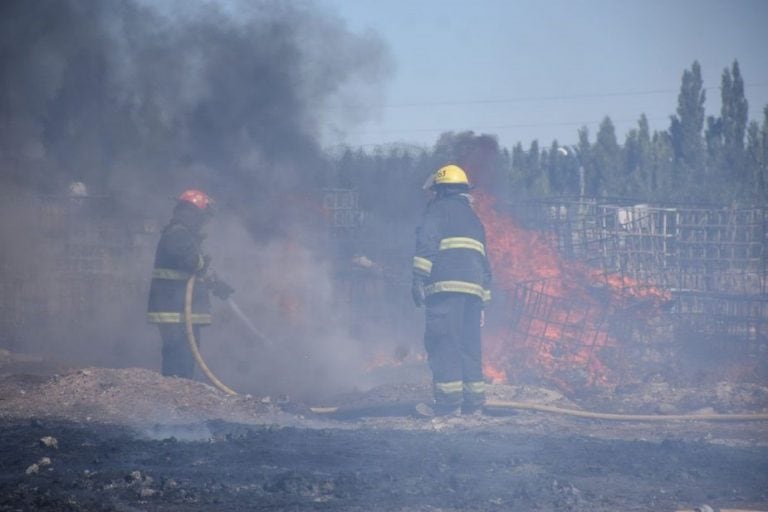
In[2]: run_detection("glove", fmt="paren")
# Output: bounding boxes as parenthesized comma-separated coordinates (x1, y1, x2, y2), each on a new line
(411, 277, 426, 307)
(198, 254, 212, 275)
(210, 277, 235, 300)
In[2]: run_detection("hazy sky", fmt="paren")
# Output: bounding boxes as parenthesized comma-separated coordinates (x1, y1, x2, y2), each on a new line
(319, 0, 768, 150)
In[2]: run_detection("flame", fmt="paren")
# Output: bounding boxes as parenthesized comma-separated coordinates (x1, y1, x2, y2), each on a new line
(483, 362, 507, 384)
(592, 270, 671, 301)
(473, 191, 666, 391)
(474, 191, 575, 296)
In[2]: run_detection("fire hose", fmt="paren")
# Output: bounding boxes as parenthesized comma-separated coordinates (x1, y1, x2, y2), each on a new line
(183, 273, 768, 420)
(184, 275, 238, 396)
(310, 400, 768, 422)
(482, 400, 768, 422)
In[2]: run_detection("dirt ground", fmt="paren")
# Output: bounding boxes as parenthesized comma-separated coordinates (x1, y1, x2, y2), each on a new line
(1, 348, 767, 512)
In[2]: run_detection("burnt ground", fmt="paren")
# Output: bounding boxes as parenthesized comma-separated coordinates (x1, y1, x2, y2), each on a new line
(1, 349, 768, 512)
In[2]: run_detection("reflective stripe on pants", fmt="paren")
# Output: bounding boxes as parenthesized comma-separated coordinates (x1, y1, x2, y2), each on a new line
(424, 292, 485, 407)
(463, 380, 486, 406)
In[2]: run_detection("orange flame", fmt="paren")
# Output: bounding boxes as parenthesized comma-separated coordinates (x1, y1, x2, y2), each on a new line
(483, 362, 507, 384)
(473, 191, 666, 391)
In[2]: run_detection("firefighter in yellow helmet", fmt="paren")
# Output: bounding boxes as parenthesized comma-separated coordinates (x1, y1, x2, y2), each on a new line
(413, 164, 492, 416)
(147, 190, 234, 378)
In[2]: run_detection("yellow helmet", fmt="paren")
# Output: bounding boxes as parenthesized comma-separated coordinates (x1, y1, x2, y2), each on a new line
(423, 164, 470, 189)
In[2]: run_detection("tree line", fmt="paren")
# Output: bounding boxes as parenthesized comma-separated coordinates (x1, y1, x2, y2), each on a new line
(328, 60, 768, 212)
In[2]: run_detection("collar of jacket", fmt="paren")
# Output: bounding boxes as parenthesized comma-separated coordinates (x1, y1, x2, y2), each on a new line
(440, 192, 474, 206)
(458, 192, 475, 205)
(163, 219, 205, 240)
(428, 190, 474, 209)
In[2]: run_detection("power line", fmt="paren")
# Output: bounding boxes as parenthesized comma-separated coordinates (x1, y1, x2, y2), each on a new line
(375, 82, 768, 109)
(335, 81, 768, 144)
(356, 116, 670, 136)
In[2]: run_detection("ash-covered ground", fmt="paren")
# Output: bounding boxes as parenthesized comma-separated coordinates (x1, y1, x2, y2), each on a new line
(1, 349, 767, 512)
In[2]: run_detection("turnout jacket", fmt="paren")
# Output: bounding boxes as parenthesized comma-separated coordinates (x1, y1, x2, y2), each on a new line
(413, 193, 492, 302)
(147, 222, 212, 324)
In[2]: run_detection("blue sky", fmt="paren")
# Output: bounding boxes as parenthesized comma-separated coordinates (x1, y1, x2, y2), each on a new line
(319, 0, 768, 150)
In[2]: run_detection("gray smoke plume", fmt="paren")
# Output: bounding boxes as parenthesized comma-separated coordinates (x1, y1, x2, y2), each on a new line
(0, 0, 390, 233)
(0, 0, 401, 401)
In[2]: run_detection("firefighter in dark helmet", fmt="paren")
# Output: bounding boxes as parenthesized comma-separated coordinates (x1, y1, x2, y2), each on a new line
(147, 189, 234, 378)
(412, 165, 492, 416)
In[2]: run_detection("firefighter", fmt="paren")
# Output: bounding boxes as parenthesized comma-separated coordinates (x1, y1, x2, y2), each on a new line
(412, 164, 492, 416)
(147, 189, 234, 378)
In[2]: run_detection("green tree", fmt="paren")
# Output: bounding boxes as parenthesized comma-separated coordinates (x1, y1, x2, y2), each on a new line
(497, 147, 514, 201)
(623, 114, 654, 197)
(545, 141, 561, 195)
(510, 142, 529, 199)
(744, 106, 768, 203)
(651, 130, 675, 201)
(705, 114, 724, 179)
(591, 117, 621, 197)
(526, 140, 546, 195)
(510, 139, 543, 194)
(670, 61, 706, 196)
(548, 140, 575, 196)
(720, 60, 749, 189)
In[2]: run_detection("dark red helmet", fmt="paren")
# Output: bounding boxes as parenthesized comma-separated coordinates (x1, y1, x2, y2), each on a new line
(178, 189, 214, 211)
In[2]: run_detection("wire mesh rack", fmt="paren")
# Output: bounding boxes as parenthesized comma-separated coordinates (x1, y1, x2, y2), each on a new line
(505, 200, 767, 356)
(487, 278, 653, 391)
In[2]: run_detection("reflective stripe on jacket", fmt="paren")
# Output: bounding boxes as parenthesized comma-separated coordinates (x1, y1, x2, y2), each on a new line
(413, 193, 492, 302)
(147, 222, 211, 324)
(151, 268, 191, 280)
(146, 312, 212, 324)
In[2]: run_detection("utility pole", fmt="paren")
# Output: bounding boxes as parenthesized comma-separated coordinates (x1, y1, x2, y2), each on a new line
(557, 146, 585, 200)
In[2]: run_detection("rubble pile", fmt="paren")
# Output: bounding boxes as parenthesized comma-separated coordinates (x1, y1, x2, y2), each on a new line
(0, 355, 278, 427)
(1, 349, 767, 437)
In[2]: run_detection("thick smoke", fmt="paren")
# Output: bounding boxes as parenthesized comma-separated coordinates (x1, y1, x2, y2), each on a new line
(0, 0, 396, 400)
(0, 0, 390, 230)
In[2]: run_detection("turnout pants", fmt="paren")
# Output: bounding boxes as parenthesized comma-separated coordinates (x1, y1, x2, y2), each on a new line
(158, 323, 201, 379)
(424, 292, 485, 412)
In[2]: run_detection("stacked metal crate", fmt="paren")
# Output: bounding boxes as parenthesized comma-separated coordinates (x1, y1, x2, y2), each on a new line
(507, 200, 768, 360)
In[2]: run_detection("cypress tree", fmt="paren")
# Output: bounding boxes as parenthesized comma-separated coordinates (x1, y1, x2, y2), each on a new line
(720, 60, 749, 188)
(624, 114, 654, 197)
(705, 115, 724, 180)
(749, 106, 768, 202)
(593, 117, 621, 197)
(510, 141, 528, 198)
(651, 130, 675, 202)
(526, 140, 544, 195)
(547, 140, 565, 196)
(669, 61, 706, 197)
